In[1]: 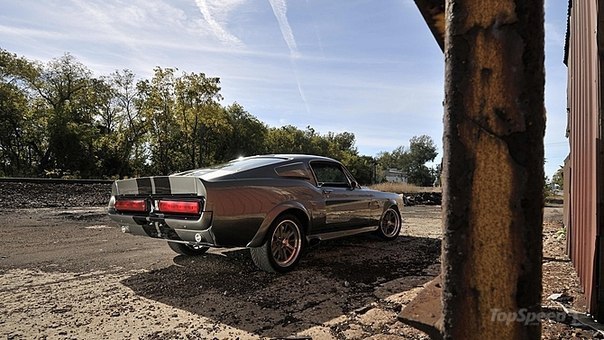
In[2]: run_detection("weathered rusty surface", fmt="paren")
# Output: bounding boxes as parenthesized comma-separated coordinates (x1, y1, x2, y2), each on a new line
(442, 0, 545, 339)
(414, 0, 445, 51)
(565, 0, 601, 319)
(398, 275, 443, 339)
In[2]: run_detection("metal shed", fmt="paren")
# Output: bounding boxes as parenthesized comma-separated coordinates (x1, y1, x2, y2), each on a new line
(564, 0, 604, 320)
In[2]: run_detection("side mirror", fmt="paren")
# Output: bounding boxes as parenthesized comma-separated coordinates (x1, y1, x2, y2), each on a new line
(350, 181, 358, 189)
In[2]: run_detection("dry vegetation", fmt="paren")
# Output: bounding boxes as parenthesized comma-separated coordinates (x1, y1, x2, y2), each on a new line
(369, 182, 442, 194)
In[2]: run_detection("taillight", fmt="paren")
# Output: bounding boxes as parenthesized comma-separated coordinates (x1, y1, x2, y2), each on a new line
(158, 200, 200, 215)
(115, 199, 147, 212)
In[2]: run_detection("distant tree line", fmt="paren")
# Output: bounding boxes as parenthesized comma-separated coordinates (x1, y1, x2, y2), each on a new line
(376, 135, 440, 186)
(0, 49, 438, 185)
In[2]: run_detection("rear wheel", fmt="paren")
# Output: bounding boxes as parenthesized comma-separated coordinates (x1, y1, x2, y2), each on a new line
(168, 242, 209, 256)
(376, 207, 402, 240)
(250, 215, 304, 273)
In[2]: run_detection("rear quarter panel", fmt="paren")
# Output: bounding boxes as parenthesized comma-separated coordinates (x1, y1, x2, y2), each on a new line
(204, 178, 323, 246)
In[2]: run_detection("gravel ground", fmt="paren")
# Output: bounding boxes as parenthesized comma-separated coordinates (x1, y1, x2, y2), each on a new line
(0, 181, 111, 208)
(0, 181, 596, 339)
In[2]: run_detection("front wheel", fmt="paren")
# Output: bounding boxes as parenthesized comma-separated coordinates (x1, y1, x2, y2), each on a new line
(250, 215, 304, 273)
(376, 207, 402, 240)
(168, 242, 209, 256)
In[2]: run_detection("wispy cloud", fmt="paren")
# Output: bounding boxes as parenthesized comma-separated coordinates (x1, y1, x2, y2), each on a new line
(268, 0, 298, 57)
(0, 24, 65, 40)
(268, 0, 309, 114)
(194, 0, 244, 47)
(290, 60, 310, 114)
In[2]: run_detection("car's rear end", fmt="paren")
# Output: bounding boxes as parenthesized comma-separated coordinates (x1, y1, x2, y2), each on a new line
(107, 176, 216, 247)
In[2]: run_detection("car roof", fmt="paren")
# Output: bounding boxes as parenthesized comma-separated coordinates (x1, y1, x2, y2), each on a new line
(173, 154, 341, 180)
(247, 154, 338, 162)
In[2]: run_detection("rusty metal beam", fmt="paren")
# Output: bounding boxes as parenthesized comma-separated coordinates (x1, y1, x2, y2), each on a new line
(414, 0, 445, 52)
(441, 0, 545, 339)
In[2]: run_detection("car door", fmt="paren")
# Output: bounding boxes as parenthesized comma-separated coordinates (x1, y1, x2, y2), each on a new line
(310, 161, 373, 231)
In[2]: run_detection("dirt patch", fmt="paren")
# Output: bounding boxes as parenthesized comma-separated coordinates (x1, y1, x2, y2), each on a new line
(120, 235, 440, 338)
(541, 207, 595, 339)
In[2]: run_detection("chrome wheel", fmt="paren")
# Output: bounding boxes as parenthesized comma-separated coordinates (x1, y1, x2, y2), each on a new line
(270, 219, 302, 267)
(250, 214, 305, 273)
(379, 208, 401, 239)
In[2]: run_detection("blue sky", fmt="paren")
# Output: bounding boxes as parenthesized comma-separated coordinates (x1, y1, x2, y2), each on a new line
(0, 0, 569, 177)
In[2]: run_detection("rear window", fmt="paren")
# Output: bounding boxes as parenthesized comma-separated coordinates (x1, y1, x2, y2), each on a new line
(214, 157, 285, 171)
(178, 157, 286, 180)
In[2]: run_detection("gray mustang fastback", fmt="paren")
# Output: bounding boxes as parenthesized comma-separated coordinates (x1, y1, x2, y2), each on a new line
(107, 154, 403, 272)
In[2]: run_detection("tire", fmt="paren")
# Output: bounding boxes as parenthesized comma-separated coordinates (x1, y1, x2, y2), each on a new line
(168, 241, 209, 256)
(376, 207, 402, 240)
(250, 214, 304, 273)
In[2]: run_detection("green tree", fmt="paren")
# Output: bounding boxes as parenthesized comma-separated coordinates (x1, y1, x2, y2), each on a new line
(266, 125, 308, 154)
(137, 67, 230, 174)
(174, 71, 224, 168)
(88, 76, 125, 177)
(327, 131, 356, 157)
(106, 69, 147, 177)
(406, 135, 438, 186)
(136, 67, 180, 175)
(222, 103, 268, 159)
(345, 155, 376, 185)
(28, 53, 102, 177)
(264, 125, 373, 184)
(552, 166, 564, 191)
(377, 145, 408, 169)
(0, 49, 42, 176)
(194, 102, 232, 166)
(377, 135, 438, 186)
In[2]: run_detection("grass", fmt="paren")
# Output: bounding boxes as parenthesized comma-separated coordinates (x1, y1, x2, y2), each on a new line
(369, 182, 442, 194)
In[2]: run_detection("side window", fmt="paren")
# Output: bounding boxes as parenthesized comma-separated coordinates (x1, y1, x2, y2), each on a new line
(311, 162, 349, 187)
(275, 163, 312, 181)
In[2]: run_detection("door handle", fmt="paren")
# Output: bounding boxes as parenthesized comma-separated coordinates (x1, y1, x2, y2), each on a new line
(322, 189, 333, 195)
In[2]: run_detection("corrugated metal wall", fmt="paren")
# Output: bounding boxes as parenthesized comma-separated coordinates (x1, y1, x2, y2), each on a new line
(563, 156, 570, 235)
(566, 0, 601, 316)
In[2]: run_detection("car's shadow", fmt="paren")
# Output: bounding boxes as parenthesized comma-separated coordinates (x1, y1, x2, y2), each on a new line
(121, 235, 441, 338)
